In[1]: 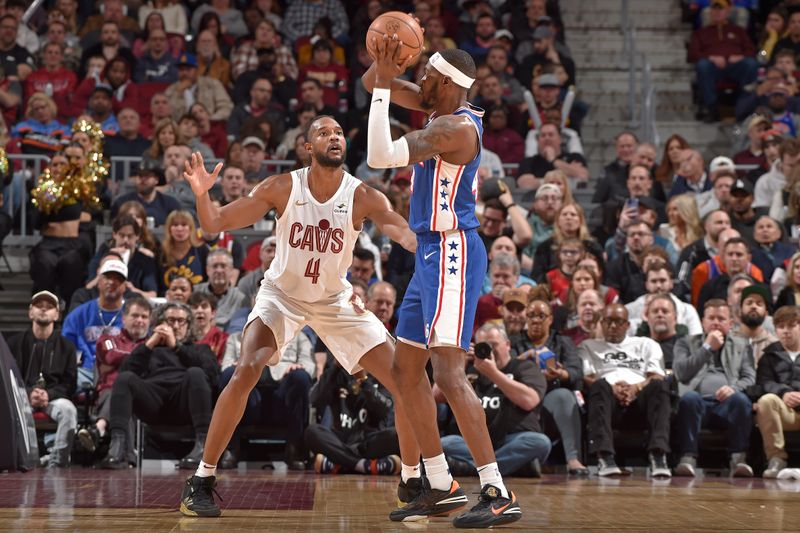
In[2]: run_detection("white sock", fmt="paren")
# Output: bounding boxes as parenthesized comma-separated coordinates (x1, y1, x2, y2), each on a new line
(477, 462, 508, 498)
(423, 454, 453, 491)
(195, 461, 217, 478)
(401, 462, 420, 483)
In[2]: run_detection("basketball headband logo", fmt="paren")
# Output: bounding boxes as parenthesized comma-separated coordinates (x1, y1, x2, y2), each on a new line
(429, 52, 475, 89)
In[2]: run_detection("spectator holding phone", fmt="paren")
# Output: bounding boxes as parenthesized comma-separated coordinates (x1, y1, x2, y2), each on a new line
(511, 286, 587, 475)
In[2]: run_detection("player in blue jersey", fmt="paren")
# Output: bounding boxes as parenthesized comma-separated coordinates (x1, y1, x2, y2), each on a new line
(363, 37, 522, 529)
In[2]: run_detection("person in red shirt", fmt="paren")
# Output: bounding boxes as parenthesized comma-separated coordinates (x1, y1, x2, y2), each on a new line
(546, 238, 585, 303)
(483, 105, 525, 165)
(474, 253, 520, 333)
(25, 42, 78, 121)
(687, 0, 759, 122)
(297, 39, 348, 110)
(189, 292, 229, 364)
(73, 55, 139, 117)
(78, 296, 152, 454)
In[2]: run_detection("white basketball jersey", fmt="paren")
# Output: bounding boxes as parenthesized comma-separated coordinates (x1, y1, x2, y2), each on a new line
(264, 167, 361, 302)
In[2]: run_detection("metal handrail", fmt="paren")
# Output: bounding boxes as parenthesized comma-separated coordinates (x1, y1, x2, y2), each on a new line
(620, 0, 659, 147)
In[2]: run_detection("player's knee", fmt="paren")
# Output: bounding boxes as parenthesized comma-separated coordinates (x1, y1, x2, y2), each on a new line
(230, 360, 263, 390)
(432, 369, 468, 397)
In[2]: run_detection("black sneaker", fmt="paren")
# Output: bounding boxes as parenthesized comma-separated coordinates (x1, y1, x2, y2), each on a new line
(370, 454, 401, 475)
(397, 477, 423, 505)
(452, 484, 521, 529)
(389, 478, 469, 522)
(77, 427, 100, 453)
(179, 475, 222, 517)
(597, 454, 623, 477)
(649, 452, 672, 478)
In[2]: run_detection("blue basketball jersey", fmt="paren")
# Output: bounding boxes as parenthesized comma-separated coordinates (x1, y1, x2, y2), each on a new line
(408, 105, 484, 234)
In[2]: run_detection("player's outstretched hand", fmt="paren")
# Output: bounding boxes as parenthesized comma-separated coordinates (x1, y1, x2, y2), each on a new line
(183, 152, 222, 196)
(373, 34, 416, 85)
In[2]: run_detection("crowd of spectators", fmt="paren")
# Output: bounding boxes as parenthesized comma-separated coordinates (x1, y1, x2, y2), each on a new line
(3, 0, 800, 479)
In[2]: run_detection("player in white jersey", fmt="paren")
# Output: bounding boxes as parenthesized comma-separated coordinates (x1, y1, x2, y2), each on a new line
(179, 116, 420, 518)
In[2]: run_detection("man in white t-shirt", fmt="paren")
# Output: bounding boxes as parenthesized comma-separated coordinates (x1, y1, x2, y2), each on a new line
(579, 303, 671, 478)
(626, 260, 702, 337)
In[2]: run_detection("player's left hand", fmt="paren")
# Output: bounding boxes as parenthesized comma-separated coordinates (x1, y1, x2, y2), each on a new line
(373, 34, 416, 86)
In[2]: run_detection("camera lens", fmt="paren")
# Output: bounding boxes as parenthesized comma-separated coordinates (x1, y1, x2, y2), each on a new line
(474, 342, 492, 360)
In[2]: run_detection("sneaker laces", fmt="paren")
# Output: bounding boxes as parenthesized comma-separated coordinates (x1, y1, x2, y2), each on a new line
(194, 479, 223, 505)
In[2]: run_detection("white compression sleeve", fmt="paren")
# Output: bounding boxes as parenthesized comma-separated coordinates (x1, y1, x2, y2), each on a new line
(367, 88, 410, 169)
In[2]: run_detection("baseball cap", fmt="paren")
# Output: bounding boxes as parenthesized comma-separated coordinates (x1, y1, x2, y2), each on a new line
(709, 156, 735, 173)
(99, 259, 128, 279)
(503, 288, 528, 309)
(636, 196, 658, 212)
(747, 115, 770, 131)
(92, 83, 114, 97)
(731, 179, 754, 196)
(762, 128, 783, 144)
(532, 26, 553, 40)
(241, 136, 266, 150)
(177, 52, 198, 68)
(535, 183, 562, 199)
(261, 236, 276, 250)
(31, 290, 59, 308)
(494, 29, 514, 41)
(537, 73, 561, 87)
(741, 284, 770, 309)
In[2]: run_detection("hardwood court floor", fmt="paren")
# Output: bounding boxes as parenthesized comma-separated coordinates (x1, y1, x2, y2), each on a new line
(1, 466, 799, 532)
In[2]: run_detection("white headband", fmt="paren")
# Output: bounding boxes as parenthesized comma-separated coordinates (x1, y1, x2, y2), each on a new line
(429, 52, 475, 89)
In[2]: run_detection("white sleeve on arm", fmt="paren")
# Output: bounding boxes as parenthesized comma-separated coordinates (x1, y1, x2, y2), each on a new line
(367, 88, 410, 169)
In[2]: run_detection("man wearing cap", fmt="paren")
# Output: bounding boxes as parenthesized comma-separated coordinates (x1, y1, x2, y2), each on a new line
(733, 283, 777, 364)
(734, 115, 770, 170)
(86, 84, 119, 135)
(62, 257, 127, 385)
(501, 287, 530, 349)
(515, 24, 575, 90)
(687, 0, 759, 122)
(696, 161, 736, 218)
(673, 298, 755, 477)
(227, 77, 285, 139)
(134, 28, 177, 83)
(166, 52, 232, 122)
(754, 138, 800, 208)
(729, 178, 767, 245)
(240, 136, 267, 184)
(8, 291, 78, 468)
(111, 168, 181, 227)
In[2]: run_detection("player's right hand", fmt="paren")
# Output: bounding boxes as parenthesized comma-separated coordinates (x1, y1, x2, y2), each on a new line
(183, 152, 222, 196)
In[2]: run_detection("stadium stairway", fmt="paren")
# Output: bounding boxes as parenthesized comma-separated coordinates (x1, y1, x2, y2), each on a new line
(0, 247, 35, 336)
(562, 0, 737, 216)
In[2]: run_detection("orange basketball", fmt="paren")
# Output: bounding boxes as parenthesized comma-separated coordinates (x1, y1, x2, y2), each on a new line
(366, 11, 424, 65)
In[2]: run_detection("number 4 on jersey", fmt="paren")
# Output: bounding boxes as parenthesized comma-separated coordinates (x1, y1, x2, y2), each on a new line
(304, 258, 321, 284)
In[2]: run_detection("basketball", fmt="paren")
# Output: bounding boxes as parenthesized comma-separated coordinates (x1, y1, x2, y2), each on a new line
(366, 11, 424, 65)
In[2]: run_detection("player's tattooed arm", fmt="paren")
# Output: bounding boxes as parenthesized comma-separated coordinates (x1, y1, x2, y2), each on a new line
(403, 115, 477, 165)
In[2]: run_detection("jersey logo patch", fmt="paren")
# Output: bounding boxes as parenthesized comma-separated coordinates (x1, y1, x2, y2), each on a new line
(334, 203, 348, 214)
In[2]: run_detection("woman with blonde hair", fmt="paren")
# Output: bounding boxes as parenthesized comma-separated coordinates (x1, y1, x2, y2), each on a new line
(10, 92, 67, 155)
(542, 169, 574, 205)
(141, 118, 182, 169)
(161, 210, 209, 290)
(775, 252, 800, 307)
(527, 202, 604, 281)
(658, 193, 703, 253)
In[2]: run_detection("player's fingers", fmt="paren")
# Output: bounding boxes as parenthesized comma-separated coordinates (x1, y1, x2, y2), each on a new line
(211, 162, 223, 180)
